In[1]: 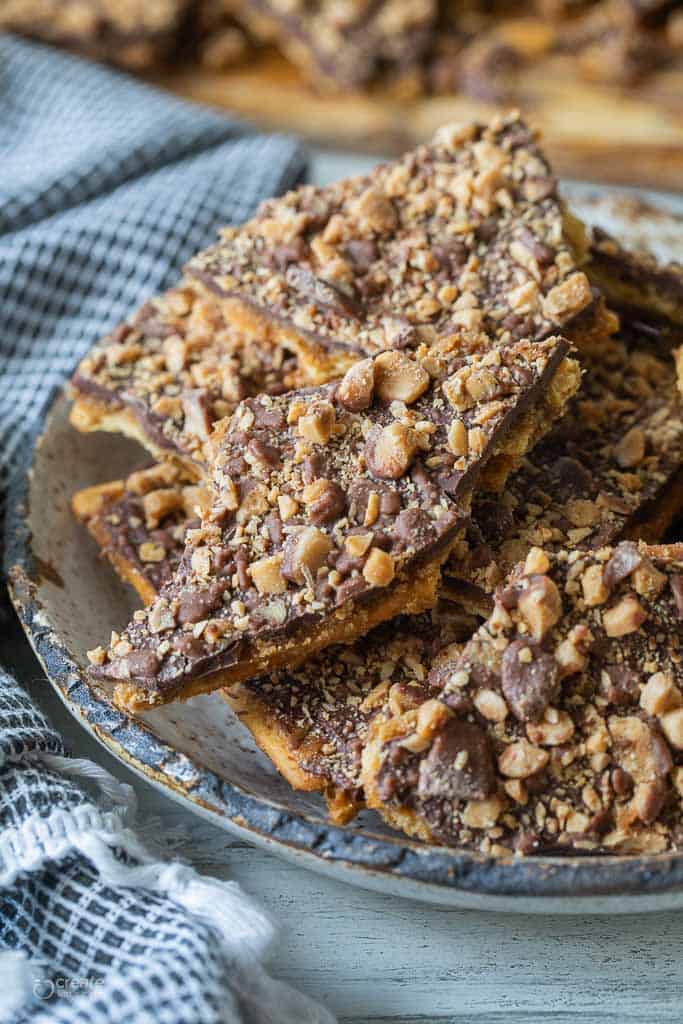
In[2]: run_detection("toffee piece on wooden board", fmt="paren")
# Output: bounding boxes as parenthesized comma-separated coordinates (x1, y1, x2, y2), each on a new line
(363, 541, 683, 856)
(443, 331, 683, 616)
(187, 113, 612, 383)
(70, 278, 304, 479)
(231, 0, 438, 90)
(88, 335, 578, 711)
(72, 463, 209, 607)
(0, 0, 191, 69)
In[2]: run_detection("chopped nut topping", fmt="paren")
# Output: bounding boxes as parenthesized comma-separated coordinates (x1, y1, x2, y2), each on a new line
(365, 422, 418, 480)
(498, 740, 549, 779)
(462, 796, 505, 830)
(526, 708, 575, 746)
(374, 351, 429, 404)
(86, 645, 106, 666)
(250, 553, 287, 595)
(615, 426, 647, 469)
(447, 419, 468, 457)
(640, 672, 682, 717)
(660, 709, 683, 751)
(517, 574, 562, 641)
(542, 272, 593, 322)
(474, 688, 508, 722)
(363, 548, 395, 587)
(298, 401, 336, 444)
(524, 547, 550, 576)
(582, 564, 608, 607)
(186, 114, 606, 373)
(337, 358, 375, 412)
(139, 541, 166, 563)
(282, 527, 332, 585)
(602, 595, 647, 637)
(345, 533, 374, 558)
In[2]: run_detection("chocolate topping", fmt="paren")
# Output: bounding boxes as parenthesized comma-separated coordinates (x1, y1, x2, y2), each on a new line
(501, 640, 560, 723)
(418, 718, 496, 802)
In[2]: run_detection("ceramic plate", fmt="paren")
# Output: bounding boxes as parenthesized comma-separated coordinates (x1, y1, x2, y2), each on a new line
(7, 180, 683, 914)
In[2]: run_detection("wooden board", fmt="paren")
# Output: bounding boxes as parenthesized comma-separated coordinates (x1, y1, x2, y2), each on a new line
(152, 48, 683, 191)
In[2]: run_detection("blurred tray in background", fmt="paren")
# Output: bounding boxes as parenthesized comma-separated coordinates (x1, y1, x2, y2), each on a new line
(153, 46, 683, 192)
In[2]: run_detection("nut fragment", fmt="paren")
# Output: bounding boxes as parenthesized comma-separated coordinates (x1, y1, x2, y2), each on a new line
(337, 358, 375, 411)
(524, 547, 550, 576)
(633, 560, 667, 601)
(555, 624, 591, 678)
(374, 351, 429, 404)
(581, 564, 608, 607)
(87, 645, 106, 666)
(365, 422, 418, 479)
(614, 426, 646, 469)
(250, 553, 287, 595)
(148, 600, 175, 634)
(345, 533, 373, 558)
(503, 779, 528, 805)
(631, 781, 666, 825)
(282, 527, 332, 584)
(462, 796, 505, 829)
(298, 401, 336, 444)
(139, 541, 166, 563)
(640, 672, 682, 717)
(517, 574, 562, 641)
(660, 709, 683, 751)
(182, 389, 212, 439)
(602, 595, 647, 637)
(526, 708, 575, 746)
(609, 715, 672, 783)
(465, 367, 498, 402)
(566, 499, 599, 527)
(542, 271, 592, 321)
(473, 688, 508, 722)
(362, 548, 395, 587)
(162, 335, 188, 373)
(447, 419, 468, 457)
(278, 495, 299, 520)
(191, 546, 211, 577)
(498, 740, 549, 779)
(127, 463, 179, 495)
(142, 488, 184, 530)
(352, 187, 397, 233)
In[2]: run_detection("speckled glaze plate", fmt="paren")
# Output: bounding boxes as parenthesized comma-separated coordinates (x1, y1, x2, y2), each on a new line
(6, 182, 683, 914)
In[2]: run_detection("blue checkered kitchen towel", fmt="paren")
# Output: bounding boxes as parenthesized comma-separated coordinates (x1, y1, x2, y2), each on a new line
(0, 35, 335, 1024)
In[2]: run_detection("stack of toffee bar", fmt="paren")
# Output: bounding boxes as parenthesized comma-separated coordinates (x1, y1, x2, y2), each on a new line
(3, 1, 682, 94)
(70, 113, 683, 854)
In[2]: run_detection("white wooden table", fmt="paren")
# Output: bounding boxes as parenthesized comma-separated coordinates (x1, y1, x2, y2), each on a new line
(7, 153, 683, 1024)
